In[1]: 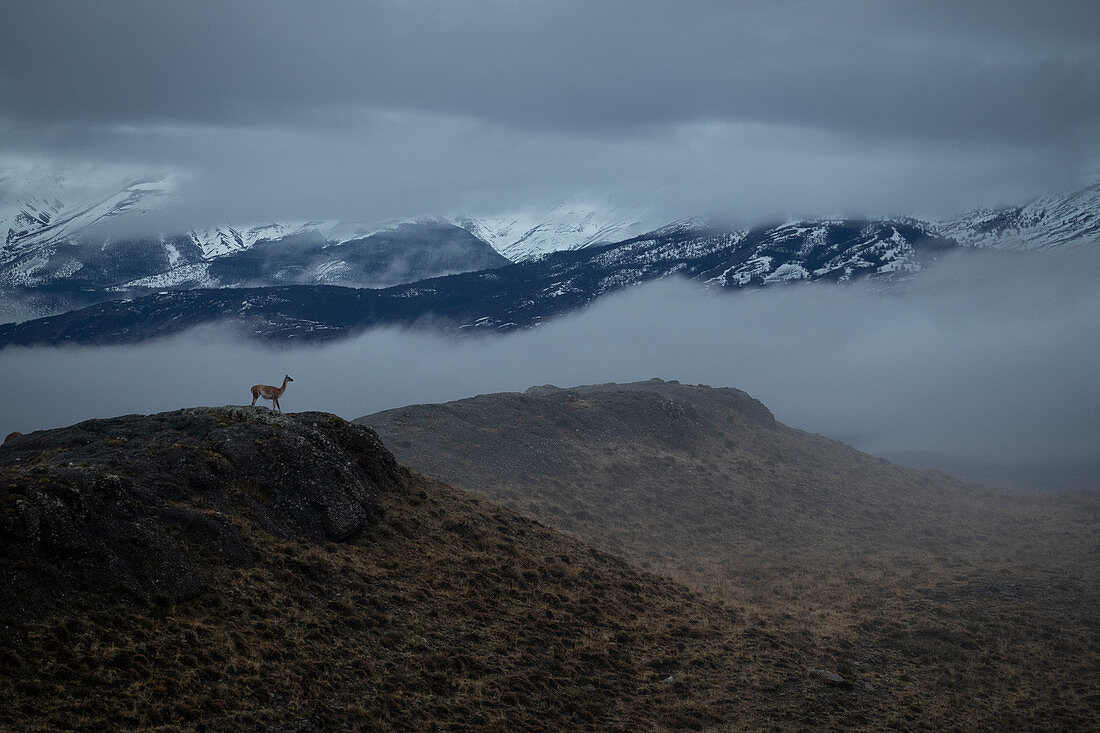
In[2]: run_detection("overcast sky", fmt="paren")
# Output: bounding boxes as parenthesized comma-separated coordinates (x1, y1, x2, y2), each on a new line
(2, 0, 1099, 228)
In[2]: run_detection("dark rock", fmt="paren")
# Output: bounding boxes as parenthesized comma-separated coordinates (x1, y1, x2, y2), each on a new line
(814, 669, 850, 687)
(0, 407, 409, 622)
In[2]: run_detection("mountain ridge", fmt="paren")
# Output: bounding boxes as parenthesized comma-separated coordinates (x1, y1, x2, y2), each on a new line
(5, 178, 1096, 263)
(2, 180, 1096, 296)
(937, 182, 1100, 250)
(0, 215, 961, 346)
(1, 179, 1097, 338)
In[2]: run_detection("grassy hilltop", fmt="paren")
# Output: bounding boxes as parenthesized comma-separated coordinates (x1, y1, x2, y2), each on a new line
(359, 379, 1100, 729)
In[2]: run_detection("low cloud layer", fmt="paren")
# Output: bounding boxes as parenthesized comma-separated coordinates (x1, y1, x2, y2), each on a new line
(2, 2, 1098, 226)
(2, 249, 1097, 489)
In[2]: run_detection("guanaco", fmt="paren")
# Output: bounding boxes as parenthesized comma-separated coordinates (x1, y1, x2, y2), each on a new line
(250, 375, 293, 413)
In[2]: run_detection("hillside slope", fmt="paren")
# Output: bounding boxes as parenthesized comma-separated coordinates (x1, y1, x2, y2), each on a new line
(2, 406, 874, 731)
(938, 181, 1100, 250)
(358, 379, 1006, 555)
(357, 379, 1100, 729)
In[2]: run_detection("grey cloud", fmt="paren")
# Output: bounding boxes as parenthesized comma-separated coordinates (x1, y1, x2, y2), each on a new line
(1, 1, 1097, 226)
(2, 1, 1097, 145)
(2, 105, 1075, 235)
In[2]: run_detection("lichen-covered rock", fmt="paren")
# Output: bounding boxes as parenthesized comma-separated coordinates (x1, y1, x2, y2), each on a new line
(0, 407, 409, 620)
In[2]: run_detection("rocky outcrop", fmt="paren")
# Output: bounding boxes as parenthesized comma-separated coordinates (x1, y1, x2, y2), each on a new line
(0, 407, 408, 620)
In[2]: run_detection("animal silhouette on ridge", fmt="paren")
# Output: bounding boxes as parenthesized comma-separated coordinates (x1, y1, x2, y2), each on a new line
(251, 375, 293, 412)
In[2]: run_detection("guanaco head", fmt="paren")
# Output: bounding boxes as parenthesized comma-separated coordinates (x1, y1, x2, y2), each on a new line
(285, 375, 294, 384)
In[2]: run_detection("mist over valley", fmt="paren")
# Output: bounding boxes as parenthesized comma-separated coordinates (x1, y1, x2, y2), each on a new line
(2, 245, 1096, 491)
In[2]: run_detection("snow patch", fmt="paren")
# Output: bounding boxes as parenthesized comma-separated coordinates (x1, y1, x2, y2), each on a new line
(456, 199, 657, 262)
(764, 263, 810, 283)
(119, 262, 216, 289)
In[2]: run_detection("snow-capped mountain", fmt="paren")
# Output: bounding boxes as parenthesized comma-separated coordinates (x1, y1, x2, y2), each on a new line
(589, 218, 946, 290)
(0, 174, 512, 321)
(1, 178, 171, 260)
(0, 185, 657, 322)
(2, 172, 1099, 329)
(185, 220, 396, 260)
(936, 182, 1100, 251)
(188, 222, 333, 260)
(0, 216, 958, 347)
(455, 199, 656, 262)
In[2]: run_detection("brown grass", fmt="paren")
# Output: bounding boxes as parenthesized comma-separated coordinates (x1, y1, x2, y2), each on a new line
(2, 470, 849, 732)
(359, 381, 1100, 729)
(2, 391, 1096, 730)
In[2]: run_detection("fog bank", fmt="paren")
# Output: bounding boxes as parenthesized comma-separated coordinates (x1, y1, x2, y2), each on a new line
(2, 248, 1097, 489)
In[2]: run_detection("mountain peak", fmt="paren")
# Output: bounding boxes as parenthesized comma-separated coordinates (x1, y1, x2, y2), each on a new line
(1, 177, 173, 261)
(454, 198, 658, 261)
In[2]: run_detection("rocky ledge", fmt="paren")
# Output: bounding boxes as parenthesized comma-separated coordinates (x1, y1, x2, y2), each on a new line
(0, 407, 409, 622)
